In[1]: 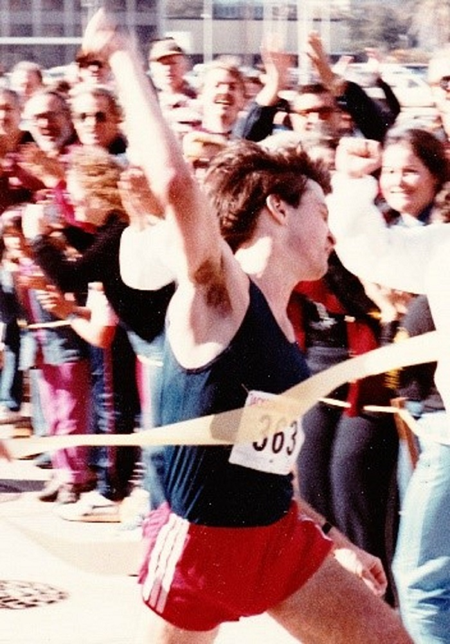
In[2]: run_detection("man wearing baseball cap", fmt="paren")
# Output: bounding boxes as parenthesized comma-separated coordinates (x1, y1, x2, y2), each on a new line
(148, 37, 198, 137)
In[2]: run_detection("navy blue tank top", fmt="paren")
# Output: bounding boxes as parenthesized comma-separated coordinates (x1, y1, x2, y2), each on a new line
(157, 280, 310, 527)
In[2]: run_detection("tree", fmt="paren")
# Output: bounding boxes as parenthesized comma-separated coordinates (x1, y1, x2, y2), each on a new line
(409, 0, 450, 50)
(345, 2, 410, 52)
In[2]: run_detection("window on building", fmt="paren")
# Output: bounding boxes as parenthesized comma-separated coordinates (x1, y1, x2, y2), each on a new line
(10, 24, 33, 37)
(42, 24, 65, 37)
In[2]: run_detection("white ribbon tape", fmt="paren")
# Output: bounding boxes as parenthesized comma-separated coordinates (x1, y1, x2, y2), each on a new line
(6, 331, 440, 459)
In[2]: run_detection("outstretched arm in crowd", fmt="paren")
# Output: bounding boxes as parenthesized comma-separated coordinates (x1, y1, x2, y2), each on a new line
(82, 10, 248, 364)
(234, 35, 292, 141)
(82, 10, 220, 283)
(328, 137, 448, 292)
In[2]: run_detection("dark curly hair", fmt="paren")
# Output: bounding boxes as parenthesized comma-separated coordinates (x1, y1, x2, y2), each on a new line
(203, 140, 331, 252)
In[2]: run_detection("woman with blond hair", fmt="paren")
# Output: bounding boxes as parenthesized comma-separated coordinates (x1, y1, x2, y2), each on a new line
(23, 146, 174, 520)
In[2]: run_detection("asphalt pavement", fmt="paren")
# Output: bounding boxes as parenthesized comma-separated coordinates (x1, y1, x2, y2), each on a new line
(0, 457, 297, 644)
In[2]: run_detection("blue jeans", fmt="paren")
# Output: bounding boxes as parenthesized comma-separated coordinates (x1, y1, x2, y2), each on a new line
(129, 330, 166, 511)
(0, 320, 23, 411)
(89, 327, 140, 501)
(393, 414, 450, 643)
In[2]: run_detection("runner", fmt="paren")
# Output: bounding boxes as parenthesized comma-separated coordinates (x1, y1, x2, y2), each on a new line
(82, 10, 412, 643)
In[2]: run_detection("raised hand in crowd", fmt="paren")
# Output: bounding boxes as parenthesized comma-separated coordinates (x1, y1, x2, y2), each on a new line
(118, 166, 164, 230)
(255, 33, 293, 106)
(335, 136, 382, 177)
(306, 31, 342, 91)
(20, 197, 64, 241)
(18, 143, 66, 188)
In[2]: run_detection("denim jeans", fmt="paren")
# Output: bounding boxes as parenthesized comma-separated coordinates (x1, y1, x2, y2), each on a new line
(129, 330, 166, 511)
(89, 327, 140, 501)
(0, 319, 23, 411)
(393, 413, 450, 643)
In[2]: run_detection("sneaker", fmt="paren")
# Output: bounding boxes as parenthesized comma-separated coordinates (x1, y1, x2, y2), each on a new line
(38, 476, 97, 504)
(56, 491, 121, 522)
(37, 476, 64, 502)
(60, 476, 98, 504)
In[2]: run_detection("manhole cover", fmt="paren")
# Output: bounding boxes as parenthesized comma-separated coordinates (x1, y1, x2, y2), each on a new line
(0, 580, 68, 609)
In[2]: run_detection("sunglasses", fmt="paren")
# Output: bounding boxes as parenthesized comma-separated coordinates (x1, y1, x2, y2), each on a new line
(74, 111, 108, 124)
(437, 76, 450, 91)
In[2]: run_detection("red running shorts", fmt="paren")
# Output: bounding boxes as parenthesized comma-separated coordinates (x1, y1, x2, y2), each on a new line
(138, 501, 333, 631)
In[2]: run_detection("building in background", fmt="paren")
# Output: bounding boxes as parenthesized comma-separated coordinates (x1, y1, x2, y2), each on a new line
(0, 0, 159, 70)
(0, 1, 348, 73)
(165, 1, 349, 67)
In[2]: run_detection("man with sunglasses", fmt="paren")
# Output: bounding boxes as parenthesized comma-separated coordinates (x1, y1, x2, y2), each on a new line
(290, 82, 341, 137)
(237, 33, 397, 145)
(71, 85, 126, 156)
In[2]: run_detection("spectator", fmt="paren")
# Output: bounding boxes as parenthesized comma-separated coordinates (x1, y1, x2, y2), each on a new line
(10, 61, 44, 107)
(23, 89, 75, 156)
(22, 147, 173, 521)
(75, 51, 112, 88)
(237, 32, 399, 144)
(148, 37, 198, 138)
(0, 88, 41, 212)
(0, 88, 46, 427)
(2, 207, 95, 504)
(327, 134, 450, 642)
(290, 251, 399, 606)
(148, 37, 196, 104)
(198, 60, 246, 139)
(70, 85, 127, 156)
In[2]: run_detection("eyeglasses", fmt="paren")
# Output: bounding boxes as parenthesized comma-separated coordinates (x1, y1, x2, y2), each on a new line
(437, 76, 450, 91)
(74, 111, 108, 124)
(292, 106, 335, 118)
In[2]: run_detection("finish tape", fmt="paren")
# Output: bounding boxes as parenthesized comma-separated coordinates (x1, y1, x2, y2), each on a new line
(5, 331, 440, 459)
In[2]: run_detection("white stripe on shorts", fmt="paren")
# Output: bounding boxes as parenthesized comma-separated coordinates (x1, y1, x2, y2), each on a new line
(142, 512, 190, 614)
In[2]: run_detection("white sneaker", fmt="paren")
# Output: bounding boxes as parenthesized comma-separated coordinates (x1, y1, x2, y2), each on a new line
(56, 491, 121, 522)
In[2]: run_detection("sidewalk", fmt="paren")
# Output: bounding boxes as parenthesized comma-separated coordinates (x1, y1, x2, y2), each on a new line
(0, 458, 297, 644)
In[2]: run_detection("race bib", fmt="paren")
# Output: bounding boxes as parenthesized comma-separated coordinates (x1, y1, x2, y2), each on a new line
(229, 390, 304, 475)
